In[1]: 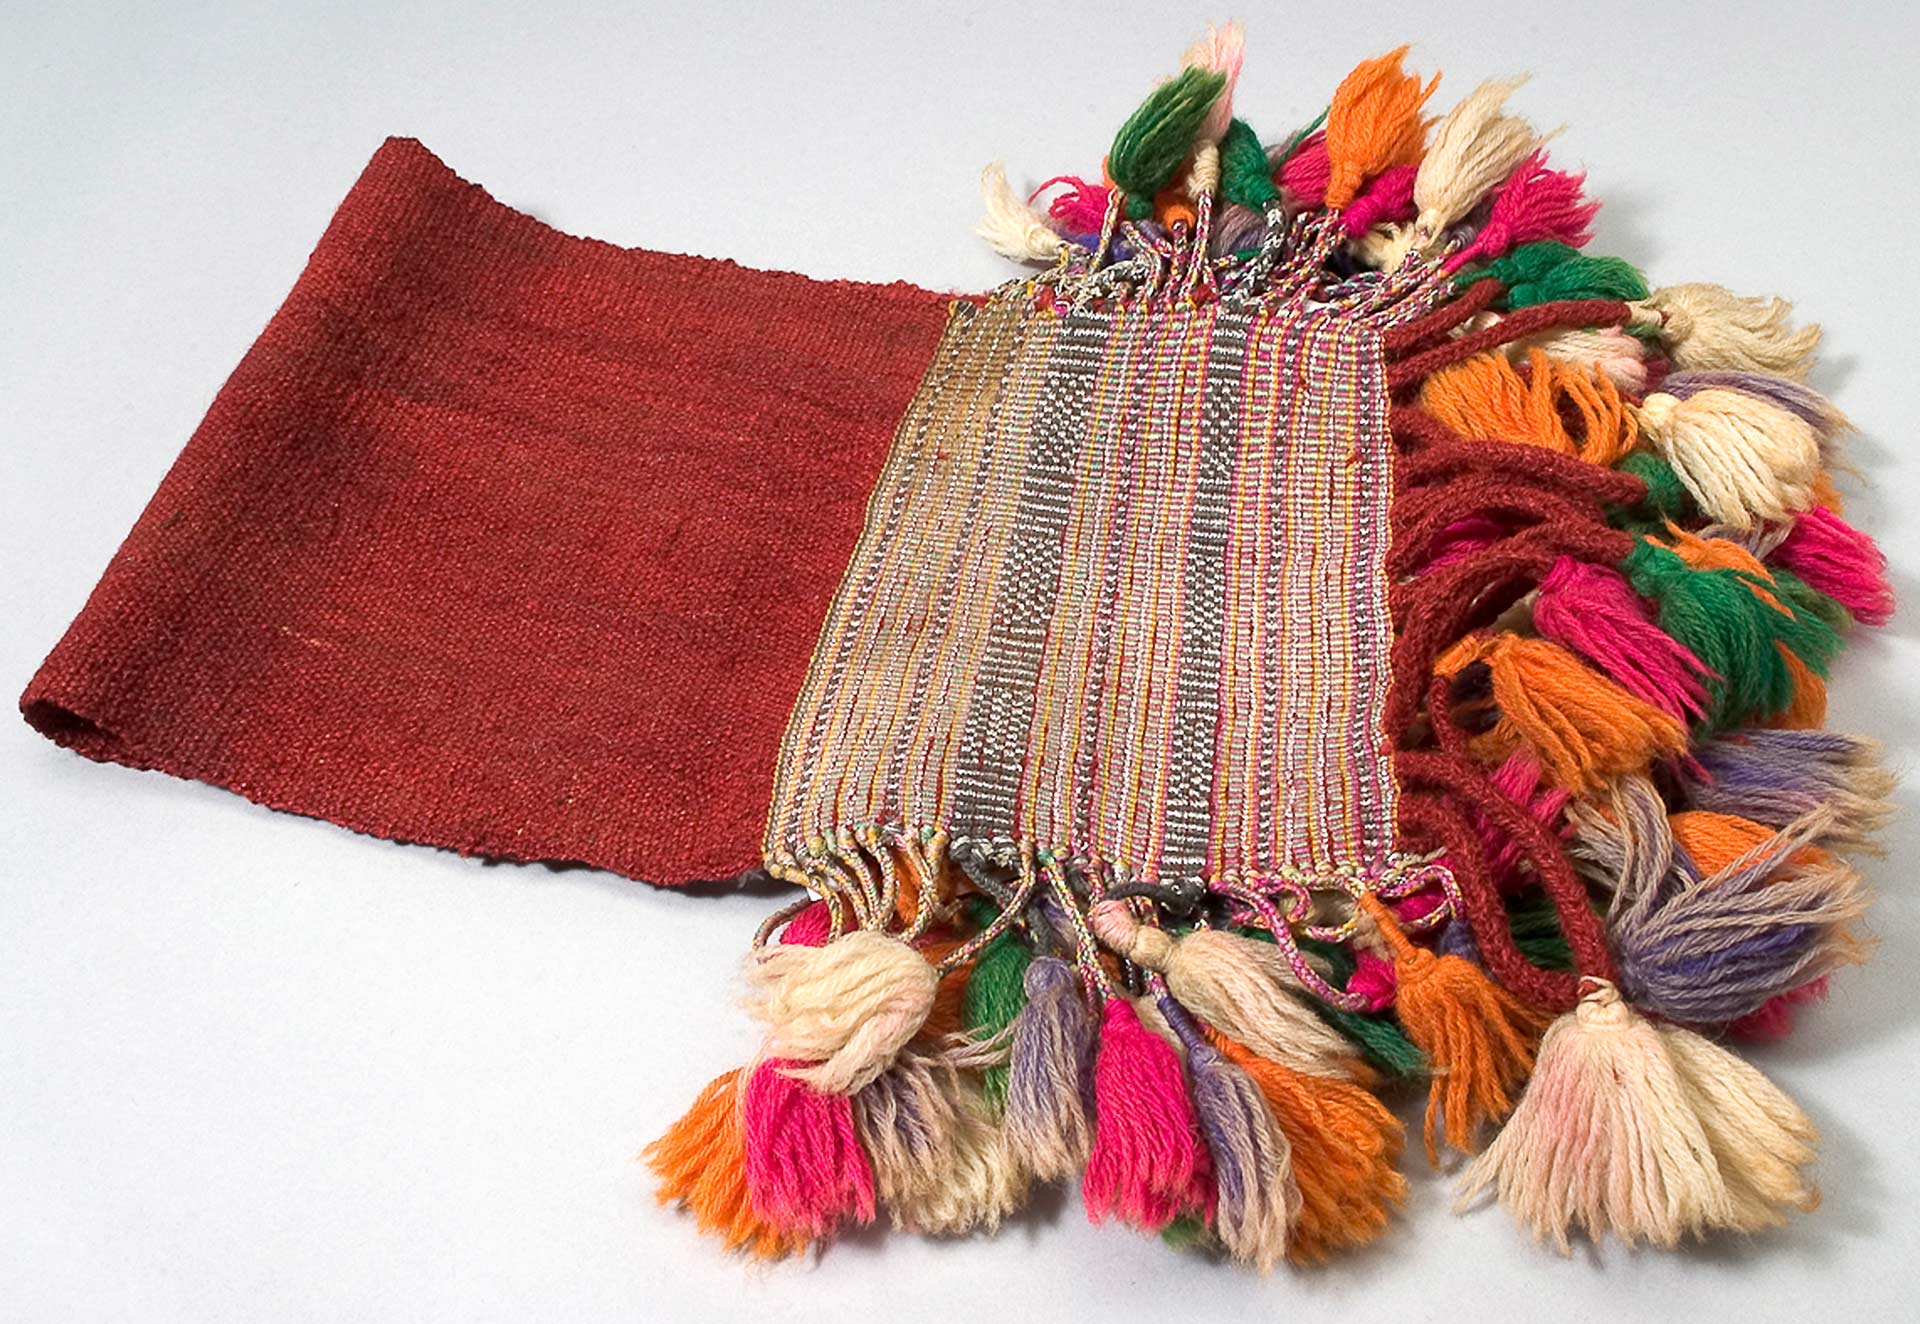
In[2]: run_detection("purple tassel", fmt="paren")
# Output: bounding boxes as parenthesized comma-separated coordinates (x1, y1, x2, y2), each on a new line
(1003, 957, 1097, 1181)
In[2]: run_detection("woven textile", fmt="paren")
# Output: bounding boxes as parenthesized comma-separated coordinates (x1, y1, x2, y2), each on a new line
(767, 286, 1406, 892)
(20, 138, 953, 884)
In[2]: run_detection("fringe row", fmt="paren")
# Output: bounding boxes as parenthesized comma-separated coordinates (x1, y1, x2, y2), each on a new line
(649, 26, 1891, 1266)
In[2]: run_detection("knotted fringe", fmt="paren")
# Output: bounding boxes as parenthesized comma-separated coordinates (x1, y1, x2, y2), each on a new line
(1458, 982, 1818, 1251)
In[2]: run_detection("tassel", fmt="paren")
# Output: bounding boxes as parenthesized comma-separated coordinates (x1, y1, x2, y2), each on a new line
(1180, 19, 1245, 144)
(1411, 76, 1536, 249)
(1635, 388, 1822, 530)
(1419, 347, 1635, 465)
(1219, 118, 1279, 210)
(1089, 900, 1360, 1077)
(1032, 175, 1112, 236)
(1532, 557, 1711, 721)
(1727, 976, 1829, 1042)
(1659, 370, 1850, 453)
(1470, 240, 1648, 309)
(1108, 65, 1229, 202)
(962, 927, 1032, 1111)
(1501, 324, 1646, 393)
(1621, 537, 1842, 730)
(1083, 997, 1211, 1230)
(1360, 895, 1548, 1163)
(745, 929, 939, 1094)
(1632, 283, 1822, 381)
(853, 1048, 1028, 1234)
(741, 1057, 877, 1239)
(1458, 981, 1817, 1249)
(1355, 221, 1419, 271)
(1438, 634, 1689, 794)
(1682, 728, 1893, 848)
(1211, 1033, 1407, 1262)
(1323, 47, 1440, 210)
(975, 162, 1067, 262)
(1341, 163, 1419, 238)
(1574, 777, 1870, 1026)
(1004, 956, 1097, 1180)
(1774, 506, 1893, 627)
(1162, 999, 1300, 1272)
(1445, 151, 1599, 272)
(1278, 131, 1329, 207)
(646, 1068, 808, 1258)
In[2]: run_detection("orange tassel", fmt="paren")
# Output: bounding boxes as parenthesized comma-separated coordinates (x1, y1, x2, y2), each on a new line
(1764, 647, 1828, 729)
(1324, 46, 1440, 210)
(1419, 349, 1637, 466)
(1360, 896, 1549, 1163)
(644, 1069, 809, 1259)
(1209, 1031, 1407, 1262)
(1438, 634, 1689, 794)
(913, 937, 974, 1042)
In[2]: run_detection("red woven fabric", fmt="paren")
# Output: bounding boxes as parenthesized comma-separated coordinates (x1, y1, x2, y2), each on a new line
(21, 138, 952, 884)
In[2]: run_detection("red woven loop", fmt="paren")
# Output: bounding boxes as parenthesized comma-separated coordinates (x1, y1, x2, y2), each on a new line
(1385, 299, 1633, 391)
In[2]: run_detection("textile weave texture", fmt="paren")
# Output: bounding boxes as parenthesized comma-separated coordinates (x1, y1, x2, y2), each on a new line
(21, 138, 953, 884)
(767, 287, 1401, 890)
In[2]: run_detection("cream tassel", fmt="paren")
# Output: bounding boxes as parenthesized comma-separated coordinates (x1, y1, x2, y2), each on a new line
(1089, 901, 1359, 1078)
(746, 930, 938, 1094)
(1411, 77, 1538, 249)
(1635, 388, 1821, 530)
(1631, 283, 1823, 381)
(974, 161, 1066, 262)
(1457, 981, 1820, 1251)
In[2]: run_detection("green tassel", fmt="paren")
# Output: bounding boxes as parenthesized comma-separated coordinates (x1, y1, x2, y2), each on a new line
(1505, 892, 1576, 972)
(1465, 241, 1649, 310)
(1108, 67, 1227, 201)
(1160, 1212, 1217, 1253)
(962, 926, 1031, 1112)
(1621, 539, 1844, 731)
(1219, 118, 1278, 210)
(1610, 452, 1697, 532)
(1291, 935, 1427, 1079)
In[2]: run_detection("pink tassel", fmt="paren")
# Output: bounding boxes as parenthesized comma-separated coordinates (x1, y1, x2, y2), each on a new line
(1533, 557, 1712, 721)
(1480, 750, 1570, 886)
(1444, 151, 1599, 273)
(1347, 950, 1398, 1011)
(742, 1058, 877, 1239)
(1772, 506, 1894, 627)
(1278, 132, 1330, 208)
(1728, 977, 1830, 1043)
(1424, 515, 1508, 570)
(1031, 176, 1112, 237)
(1341, 162, 1418, 236)
(780, 900, 833, 947)
(1083, 999, 1211, 1230)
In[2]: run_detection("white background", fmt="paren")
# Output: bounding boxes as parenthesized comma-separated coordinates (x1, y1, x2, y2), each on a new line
(6, 3, 1920, 1319)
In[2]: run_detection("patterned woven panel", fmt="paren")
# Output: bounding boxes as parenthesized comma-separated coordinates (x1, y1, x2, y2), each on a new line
(767, 286, 1402, 891)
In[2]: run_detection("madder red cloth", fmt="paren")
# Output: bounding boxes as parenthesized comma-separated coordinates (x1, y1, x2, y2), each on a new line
(21, 138, 952, 884)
